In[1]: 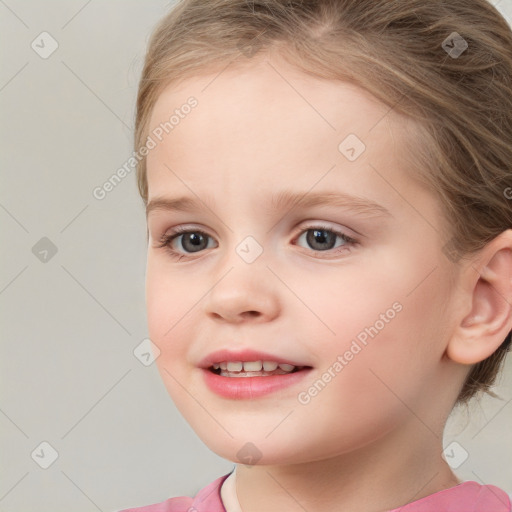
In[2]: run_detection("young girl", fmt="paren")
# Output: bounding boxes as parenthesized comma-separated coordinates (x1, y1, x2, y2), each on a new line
(121, 0, 512, 510)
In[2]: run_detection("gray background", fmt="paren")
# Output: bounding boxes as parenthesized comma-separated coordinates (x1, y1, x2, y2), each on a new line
(0, 1, 511, 511)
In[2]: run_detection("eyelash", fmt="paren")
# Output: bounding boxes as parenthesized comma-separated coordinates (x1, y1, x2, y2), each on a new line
(156, 224, 359, 261)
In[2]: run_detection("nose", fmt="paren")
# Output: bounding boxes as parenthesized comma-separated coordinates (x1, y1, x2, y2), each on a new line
(203, 264, 281, 324)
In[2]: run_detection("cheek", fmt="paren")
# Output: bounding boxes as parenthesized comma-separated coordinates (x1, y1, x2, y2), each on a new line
(285, 278, 447, 461)
(146, 265, 201, 412)
(282, 258, 406, 355)
(145, 257, 197, 363)
(291, 248, 452, 391)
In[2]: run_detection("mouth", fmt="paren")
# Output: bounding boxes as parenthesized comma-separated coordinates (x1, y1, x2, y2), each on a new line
(201, 353, 313, 399)
(199, 349, 313, 398)
(208, 360, 310, 378)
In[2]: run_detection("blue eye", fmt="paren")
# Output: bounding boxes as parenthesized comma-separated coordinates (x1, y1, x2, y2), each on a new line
(156, 225, 358, 261)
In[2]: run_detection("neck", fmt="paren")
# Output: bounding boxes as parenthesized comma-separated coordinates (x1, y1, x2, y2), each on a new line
(234, 423, 460, 512)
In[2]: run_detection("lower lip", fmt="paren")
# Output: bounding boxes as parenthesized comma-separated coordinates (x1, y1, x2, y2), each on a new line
(201, 368, 312, 399)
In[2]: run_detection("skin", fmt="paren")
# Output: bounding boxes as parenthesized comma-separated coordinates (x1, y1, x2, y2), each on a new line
(143, 49, 512, 511)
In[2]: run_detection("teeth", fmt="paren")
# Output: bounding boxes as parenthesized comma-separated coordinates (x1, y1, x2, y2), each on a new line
(211, 360, 300, 374)
(243, 360, 263, 371)
(226, 361, 243, 371)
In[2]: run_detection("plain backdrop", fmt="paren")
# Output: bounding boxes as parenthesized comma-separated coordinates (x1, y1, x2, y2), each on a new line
(0, 1, 511, 511)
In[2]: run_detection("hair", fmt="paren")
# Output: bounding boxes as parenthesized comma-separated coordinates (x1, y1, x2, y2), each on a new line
(134, 0, 512, 405)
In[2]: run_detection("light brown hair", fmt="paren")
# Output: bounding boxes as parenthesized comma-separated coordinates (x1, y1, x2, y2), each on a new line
(134, 0, 512, 405)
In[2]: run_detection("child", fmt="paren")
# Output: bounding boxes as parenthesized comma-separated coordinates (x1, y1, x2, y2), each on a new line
(121, 0, 512, 510)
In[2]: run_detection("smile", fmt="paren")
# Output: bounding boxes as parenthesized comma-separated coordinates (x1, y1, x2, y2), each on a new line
(199, 348, 313, 398)
(210, 360, 306, 377)
(203, 365, 312, 399)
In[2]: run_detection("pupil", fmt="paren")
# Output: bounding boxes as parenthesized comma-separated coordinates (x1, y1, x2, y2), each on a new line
(184, 233, 206, 252)
(189, 234, 201, 245)
(307, 229, 335, 250)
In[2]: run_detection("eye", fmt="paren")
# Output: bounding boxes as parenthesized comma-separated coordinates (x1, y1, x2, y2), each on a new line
(156, 227, 217, 259)
(294, 225, 358, 255)
(155, 224, 358, 261)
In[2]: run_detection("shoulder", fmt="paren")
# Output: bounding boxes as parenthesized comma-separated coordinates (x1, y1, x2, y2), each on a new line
(464, 481, 512, 512)
(390, 480, 511, 512)
(118, 473, 231, 512)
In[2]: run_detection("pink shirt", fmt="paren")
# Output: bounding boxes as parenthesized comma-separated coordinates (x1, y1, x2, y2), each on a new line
(119, 472, 511, 512)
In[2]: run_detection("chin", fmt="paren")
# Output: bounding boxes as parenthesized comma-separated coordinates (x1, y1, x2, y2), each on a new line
(193, 430, 316, 466)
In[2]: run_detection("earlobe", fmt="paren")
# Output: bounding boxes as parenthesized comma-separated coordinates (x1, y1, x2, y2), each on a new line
(446, 230, 512, 366)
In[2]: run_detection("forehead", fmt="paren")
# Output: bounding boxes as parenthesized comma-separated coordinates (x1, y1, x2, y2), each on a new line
(145, 53, 437, 227)
(149, 54, 401, 146)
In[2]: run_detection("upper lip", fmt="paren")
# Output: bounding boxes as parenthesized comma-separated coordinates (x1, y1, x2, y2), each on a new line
(198, 349, 312, 369)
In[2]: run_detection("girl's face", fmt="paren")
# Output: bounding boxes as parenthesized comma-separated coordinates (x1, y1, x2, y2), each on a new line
(144, 53, 465, 465)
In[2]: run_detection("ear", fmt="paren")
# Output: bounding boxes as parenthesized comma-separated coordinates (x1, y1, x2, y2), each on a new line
(446, 229, 512, 365)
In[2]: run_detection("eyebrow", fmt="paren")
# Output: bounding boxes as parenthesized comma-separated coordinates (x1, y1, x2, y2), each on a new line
(146, 191, 392, 219)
